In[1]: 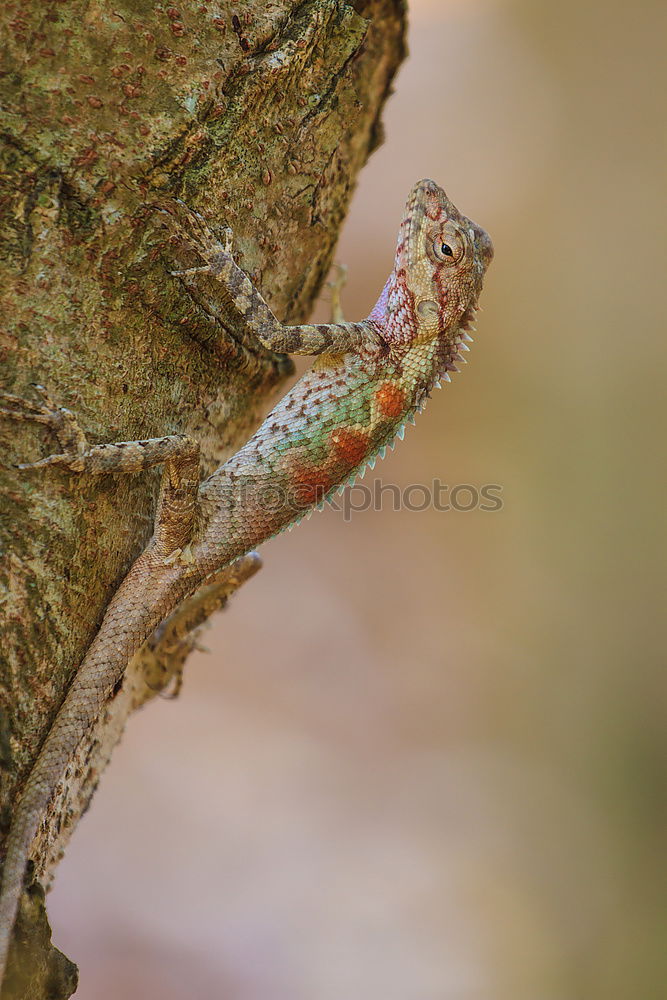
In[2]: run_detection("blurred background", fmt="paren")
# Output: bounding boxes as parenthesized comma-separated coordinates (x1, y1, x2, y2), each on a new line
(50, 0, 666, 997)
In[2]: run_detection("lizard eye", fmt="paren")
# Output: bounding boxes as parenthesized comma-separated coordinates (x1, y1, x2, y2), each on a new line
(430, 229, 464, 264)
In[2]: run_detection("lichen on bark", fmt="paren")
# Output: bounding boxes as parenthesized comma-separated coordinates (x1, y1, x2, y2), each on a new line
(0, 1, 405, 995)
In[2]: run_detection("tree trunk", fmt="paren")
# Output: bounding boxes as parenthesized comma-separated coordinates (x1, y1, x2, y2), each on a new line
(0, 1, 406, 995)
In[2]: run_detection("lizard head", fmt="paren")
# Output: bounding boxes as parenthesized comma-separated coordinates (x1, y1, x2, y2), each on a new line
(389, 178, 493, 343)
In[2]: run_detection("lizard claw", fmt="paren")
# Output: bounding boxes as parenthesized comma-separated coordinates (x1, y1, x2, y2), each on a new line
(17, 453, 82, 472)
(0, 385, 88, 467)
(0, 384, 57, 423)
(160, 200, 235, 275)
(170, 265, 212, 277)
(0, 385, 62, 425)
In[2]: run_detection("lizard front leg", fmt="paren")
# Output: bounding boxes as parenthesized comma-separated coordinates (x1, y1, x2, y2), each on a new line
(162, 203, 384, 358)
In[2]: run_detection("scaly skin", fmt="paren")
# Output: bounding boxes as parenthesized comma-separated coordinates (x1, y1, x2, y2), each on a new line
(0, 179, 492, 983)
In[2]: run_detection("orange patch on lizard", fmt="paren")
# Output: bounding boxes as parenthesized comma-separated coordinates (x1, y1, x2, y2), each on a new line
(329, 426, 369, 468)
(374, 383, 405, 420)
(291, 464, 335, 507)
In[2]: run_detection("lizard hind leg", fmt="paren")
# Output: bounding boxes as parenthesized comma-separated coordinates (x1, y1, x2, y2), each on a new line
(137, 552, 262, 700)
(1, 383, 201, 559)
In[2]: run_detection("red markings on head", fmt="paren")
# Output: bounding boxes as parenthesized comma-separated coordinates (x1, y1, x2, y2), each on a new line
(329, 427, 369, 468)
(374, 383, 405, 420)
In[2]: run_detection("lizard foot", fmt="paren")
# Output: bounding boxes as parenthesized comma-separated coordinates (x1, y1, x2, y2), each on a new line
(0, 384, 88, 469)
(0, 385, 200, 485)
(159, 200, 234, 277)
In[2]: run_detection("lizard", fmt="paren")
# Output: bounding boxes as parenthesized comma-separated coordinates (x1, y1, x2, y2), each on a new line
(0, 178, 493, 983)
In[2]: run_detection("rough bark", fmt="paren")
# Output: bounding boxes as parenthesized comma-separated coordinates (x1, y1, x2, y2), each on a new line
(0, 1, 406, 995)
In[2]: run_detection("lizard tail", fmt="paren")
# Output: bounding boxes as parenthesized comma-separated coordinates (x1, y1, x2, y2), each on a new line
(0, 554, 196, 984)
(0, 757, 63, 978)
(0, 665, 107, 979)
